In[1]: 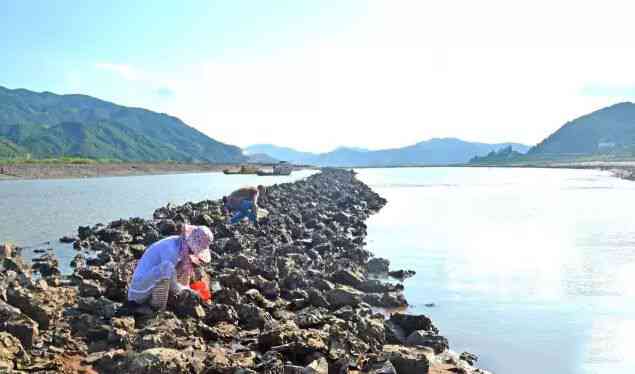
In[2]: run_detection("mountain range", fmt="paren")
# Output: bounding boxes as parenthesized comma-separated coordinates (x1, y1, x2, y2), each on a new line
(0, 86, 244, 162)
(245, 139, 531, 167)
(4, 85, 634, 166)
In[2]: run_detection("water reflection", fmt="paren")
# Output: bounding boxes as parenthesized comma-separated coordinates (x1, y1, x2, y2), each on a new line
(358, 167, 635, 374)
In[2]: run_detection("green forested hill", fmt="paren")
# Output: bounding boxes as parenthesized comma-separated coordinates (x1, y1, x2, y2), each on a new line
(528, 102, 635, 157)
(471, 102, 635, 164)
(0, 86, 245, 162)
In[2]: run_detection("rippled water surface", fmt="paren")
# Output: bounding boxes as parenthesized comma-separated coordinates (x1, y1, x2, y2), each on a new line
(357, 167, 635, 374)
(0, 170, 316, 271)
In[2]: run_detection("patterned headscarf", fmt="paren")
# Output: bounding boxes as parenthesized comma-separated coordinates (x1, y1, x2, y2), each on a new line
(177, 224, 213, 279)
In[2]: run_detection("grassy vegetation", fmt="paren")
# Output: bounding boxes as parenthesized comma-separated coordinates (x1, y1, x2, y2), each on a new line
(0, 156, 121, 165)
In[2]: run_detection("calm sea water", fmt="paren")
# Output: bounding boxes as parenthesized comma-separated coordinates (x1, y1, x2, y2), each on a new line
(0, 170, 316, 272)
(2, 167, 633, 373)
(357, 167, 635, 374)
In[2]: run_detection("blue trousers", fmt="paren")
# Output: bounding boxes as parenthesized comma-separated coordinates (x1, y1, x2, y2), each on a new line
(229, 199, 256, 224)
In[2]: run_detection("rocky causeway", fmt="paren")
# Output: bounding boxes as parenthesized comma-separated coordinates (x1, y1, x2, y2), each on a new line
(0, 168, 490, 373)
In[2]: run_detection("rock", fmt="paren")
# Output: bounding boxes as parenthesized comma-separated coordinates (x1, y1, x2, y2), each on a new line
(0, 332, 29, 370)
(205, 304, 239, 324)
(232, 254, 258, 272)
(143, 228, 161, 245)
(172, 291, 206, 319)
(126, 348, 189, 373)
(206, 322, 238, 342)
(112, 316, 135, 332)
(367, 258, 390, 274)
(0, 243, 13, 259)
(331, 269, 365, 289)
(223, 238, 243, 253)
(98, 228, 133, 243)
(460, 351, 478, 365)
(86, 349, 128, 373)
(78, 226, 93, 240)
(205, 346, 232, 371)
(405, 330, 449, 354)
(214, 288, 242, 307)
(384, 320, 407, 345)
(6, 287, 59, 330)
(326, 286, 363, 308)
(0, 299, 21, 322)
(70, 253, 86, 268)
(219, 272, 251, 293)
(312, 278, 335, 292)
(389, 313, 438, 336)
(59, 235, 76, 243)
(192, 213, 215, 227)
(304, 357, 328, 374)
(388, 270, 416, 280)
(158, 219, 179, 236)
(5, 313, 39, 349)
(134, 312, 204, 351)
(357, 316, 386, 350)
(294, 308, 327, 329)
(307, 289, 330, 308)
(383, 345, 430, 374)
(258, 321, 300, 351)
(332, 212, 351, 225)
(79, 279, 105, 298)
(238, 303, 273, 330)
(77, 296, 122, 319)
(2, 256, 31, 275)
(365, 359, 397, 374)
(380, 292, 408, 308)
(256, 277, 281, 300)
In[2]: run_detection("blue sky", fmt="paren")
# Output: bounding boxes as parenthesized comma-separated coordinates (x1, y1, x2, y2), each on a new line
(2, 1, 356, 95)
(3, 1, 635, 152)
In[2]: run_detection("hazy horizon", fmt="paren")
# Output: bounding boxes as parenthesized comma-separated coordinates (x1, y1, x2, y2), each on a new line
(4, 1, 635, 153)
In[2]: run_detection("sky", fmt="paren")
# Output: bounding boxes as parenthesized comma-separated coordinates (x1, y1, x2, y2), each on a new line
(3, 0, 635, 152)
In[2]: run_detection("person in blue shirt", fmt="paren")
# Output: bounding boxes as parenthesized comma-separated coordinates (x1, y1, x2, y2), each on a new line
(223, 185, 265, 225)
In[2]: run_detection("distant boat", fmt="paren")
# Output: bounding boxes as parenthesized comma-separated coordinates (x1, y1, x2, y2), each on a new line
(257, 162, 293, 176)
(223, 165, 259, 175)
(256, 169, 292, 176)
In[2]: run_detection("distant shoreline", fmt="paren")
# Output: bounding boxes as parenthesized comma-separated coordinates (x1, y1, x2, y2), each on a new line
(353, 161, 635, 180)
(0, 162, 313, 181)
(1, 160, 634, 182)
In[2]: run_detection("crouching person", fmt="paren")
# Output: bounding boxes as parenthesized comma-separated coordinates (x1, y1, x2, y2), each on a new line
(223, 185, 266, 225)
(127, 224, 213, 311)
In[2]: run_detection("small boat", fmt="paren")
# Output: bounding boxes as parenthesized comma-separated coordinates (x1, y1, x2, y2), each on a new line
(257, 162, 293, 176)
(256, 169, 292, 176)
(223, 165, 259, 175)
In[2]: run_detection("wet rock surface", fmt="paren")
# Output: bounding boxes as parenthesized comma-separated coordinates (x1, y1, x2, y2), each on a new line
(0, 169, 491, 373)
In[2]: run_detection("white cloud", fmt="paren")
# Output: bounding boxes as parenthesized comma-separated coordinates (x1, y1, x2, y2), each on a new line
(95, 0, 635, 152)
(95, 63, 141, 81)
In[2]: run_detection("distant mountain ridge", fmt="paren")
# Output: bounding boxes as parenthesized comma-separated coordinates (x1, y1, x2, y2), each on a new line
(245, 139, 530, 167)
(0, 86, 244, 162)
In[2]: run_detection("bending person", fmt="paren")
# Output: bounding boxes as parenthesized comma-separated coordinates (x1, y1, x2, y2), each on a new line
(223, 185, 265, 225)
(127, 224, 213, 311)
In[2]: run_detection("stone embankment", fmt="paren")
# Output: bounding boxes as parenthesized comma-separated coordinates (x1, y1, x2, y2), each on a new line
(0, 169, 490, 373)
